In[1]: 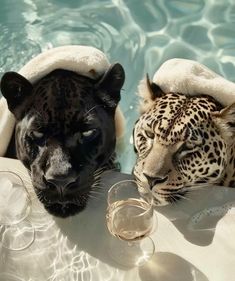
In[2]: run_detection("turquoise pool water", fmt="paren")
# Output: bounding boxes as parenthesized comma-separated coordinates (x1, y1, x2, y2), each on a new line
(1, 0, 235, 173)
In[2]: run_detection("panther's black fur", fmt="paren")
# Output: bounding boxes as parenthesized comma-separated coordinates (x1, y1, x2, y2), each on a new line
(1, 65, 125, 217)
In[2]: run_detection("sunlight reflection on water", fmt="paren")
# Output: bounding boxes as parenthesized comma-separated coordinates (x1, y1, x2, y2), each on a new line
(1, 0, 235, 279)
(0, 170, 133, 281)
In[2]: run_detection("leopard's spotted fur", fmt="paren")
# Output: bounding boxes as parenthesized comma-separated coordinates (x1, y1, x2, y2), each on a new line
(133, 77, 235, 205)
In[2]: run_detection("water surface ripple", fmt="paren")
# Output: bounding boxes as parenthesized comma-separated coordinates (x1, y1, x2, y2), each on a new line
(1, 1, 235, 279)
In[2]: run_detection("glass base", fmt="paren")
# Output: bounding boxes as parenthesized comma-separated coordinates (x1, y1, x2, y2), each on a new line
(0, 172, 31, 225)
(0, 219, 35, 251)
(108, 235, 155, 267)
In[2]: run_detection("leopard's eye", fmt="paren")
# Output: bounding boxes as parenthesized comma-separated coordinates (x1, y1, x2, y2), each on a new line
(177, 141, 201, 160)
(82, 129, 98, 142)
(145, 130, 155, 139)
(185, 142, 196, 150)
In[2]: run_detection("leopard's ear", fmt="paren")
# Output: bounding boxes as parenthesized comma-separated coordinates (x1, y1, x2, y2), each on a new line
(0, 72, 33, 119)
(96, 63, 125, 108)
(212, 103, 235, 140)
(137, 74, 164, 114)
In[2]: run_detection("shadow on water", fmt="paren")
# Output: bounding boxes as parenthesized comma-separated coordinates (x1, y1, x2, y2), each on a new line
(54, 171, 134, 270)
(1, 168, 235, 280)
(55, 171, 235, 272)
(138, 252, 209, 281)
(155, 185, 235, 246)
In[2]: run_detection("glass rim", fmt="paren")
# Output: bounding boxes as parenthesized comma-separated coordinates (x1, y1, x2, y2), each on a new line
(0, 170, 32, 226)
(107, 179, 154, 217)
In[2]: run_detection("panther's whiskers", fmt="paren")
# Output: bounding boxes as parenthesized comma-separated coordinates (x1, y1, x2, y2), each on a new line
(87, 193, 101, 201)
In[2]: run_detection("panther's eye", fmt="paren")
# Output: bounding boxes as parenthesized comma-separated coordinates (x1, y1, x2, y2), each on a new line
(31, 131, 44, 139)
(29, 131, 45, 146)
(82, 129, 98, 141)
(145, 131, 155, 139)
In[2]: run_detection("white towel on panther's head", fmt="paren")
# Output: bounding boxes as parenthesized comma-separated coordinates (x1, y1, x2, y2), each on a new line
(153, 58, 235, 106)
(0, 45, 125, 157)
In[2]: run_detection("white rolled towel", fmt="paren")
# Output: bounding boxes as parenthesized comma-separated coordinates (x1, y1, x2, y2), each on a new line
(0, 45, 125, 157)
(153, 58, 235, 106)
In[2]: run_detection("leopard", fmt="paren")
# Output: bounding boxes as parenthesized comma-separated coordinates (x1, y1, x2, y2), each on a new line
(133, 75, 235, 206)
(0, 64, 125, 217)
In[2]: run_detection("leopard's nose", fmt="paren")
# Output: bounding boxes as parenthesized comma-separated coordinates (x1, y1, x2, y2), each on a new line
(143, 173, 168, 189)
(43, 175, 78, 194)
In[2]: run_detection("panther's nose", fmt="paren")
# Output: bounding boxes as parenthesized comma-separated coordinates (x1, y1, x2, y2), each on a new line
(43, 175, 78, 194)
(143, 173, 168, 189)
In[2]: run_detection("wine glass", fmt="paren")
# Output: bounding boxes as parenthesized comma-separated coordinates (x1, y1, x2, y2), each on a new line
(106, 179, 156, 267)
(0, 171, 35, 251)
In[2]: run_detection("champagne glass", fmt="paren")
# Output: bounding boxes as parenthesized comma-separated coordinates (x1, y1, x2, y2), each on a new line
(106, 180, 156, 267)
(0, 171, 35, 250)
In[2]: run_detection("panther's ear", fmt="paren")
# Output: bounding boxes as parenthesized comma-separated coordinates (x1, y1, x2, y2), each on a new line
(212, 103, 235, 140)
(0, 72, 33, 119)
(137, 74, 164, 114)
(96, 63, 125, 108)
